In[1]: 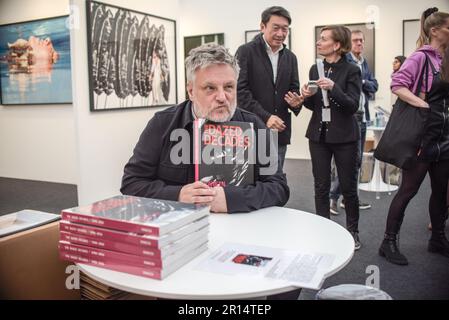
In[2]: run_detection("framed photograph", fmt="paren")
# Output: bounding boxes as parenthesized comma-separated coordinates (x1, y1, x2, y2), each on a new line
(86, 1, 177, 111)
(0, 15, 72, 105)
(244, 29, 291, 49)
(315, 22, 375, 75)
(403, 19, 419, 57)
(184, 33, 224, 99)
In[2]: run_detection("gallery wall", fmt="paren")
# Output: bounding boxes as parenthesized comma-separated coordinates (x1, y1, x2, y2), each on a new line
(0, 0, 77, 184)
(70, 0, 180, 204)
(1, 0, 449, 206)
(179, 0, 449, 159)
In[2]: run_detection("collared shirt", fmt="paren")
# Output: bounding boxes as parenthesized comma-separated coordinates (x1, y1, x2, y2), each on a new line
(350, 52, 367, 123)
(263, 35, 283, 83)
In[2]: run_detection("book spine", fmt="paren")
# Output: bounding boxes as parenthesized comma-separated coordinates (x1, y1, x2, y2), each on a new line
(59, 221, 160, 248)
(194, 118, 201, 182)
(60, 231, 162, 259)
(61, 211, 160, 236)
(59, 251, 162, 280)
(59, 241, 164, 268)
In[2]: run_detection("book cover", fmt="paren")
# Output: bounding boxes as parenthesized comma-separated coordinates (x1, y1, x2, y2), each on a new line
(59, 215, 209, 249)
(194, 119, 255, 187)
(61, 195, 209, 236)
(59, 223, 209, 259)
(60, 242, 208, 280)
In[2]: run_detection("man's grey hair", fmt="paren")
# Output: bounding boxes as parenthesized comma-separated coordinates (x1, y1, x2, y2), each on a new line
(185, 43, 240, 84)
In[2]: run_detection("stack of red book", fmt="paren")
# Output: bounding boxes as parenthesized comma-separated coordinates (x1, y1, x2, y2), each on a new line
(58, 195, 209, 280)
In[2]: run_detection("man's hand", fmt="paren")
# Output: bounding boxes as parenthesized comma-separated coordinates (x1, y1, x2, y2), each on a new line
(209, 187, 228, 213)
(266, 115, 286, 132)
(284, 91, 304, 109)
(178, 181, 216, 204)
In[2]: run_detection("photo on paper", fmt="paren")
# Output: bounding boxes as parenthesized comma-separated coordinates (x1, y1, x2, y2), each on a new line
(0, 15, 72, 105)
(86, 0, 177, 111)
(232, 253, 273, 267)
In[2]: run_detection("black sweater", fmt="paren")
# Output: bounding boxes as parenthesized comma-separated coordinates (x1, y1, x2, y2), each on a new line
(302, 58, 362, 143)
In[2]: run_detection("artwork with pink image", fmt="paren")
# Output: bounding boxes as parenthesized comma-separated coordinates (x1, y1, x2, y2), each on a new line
(0, 15, 72, 105)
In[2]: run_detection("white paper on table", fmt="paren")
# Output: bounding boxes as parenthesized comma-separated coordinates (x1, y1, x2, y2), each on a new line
(0, 210, 60, 237)
(316, 59, 330, 107)
(195, 242, 335, 290)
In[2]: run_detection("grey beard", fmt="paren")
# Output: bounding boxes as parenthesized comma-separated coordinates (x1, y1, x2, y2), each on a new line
(192, 103, 236, 122)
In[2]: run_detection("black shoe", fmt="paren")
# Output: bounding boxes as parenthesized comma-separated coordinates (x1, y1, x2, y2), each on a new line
(379, 235, 408, 265)
(330, 199, 339, 215)
(350, 231, 361, 250)
(428, 231, 449, 258)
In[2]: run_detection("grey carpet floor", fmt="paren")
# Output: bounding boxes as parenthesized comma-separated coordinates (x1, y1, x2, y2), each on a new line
(1, 158, 448, 300)
(284, 159, 449, 300)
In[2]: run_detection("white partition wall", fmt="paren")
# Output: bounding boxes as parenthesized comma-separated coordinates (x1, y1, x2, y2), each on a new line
(0, 0, 77, 184)
(69, 0, 180, 205)
(179, 0, 449, 160)
(2, 0, 448, 204)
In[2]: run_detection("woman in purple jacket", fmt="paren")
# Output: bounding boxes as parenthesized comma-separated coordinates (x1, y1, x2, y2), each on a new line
(379, 7, 449, 265)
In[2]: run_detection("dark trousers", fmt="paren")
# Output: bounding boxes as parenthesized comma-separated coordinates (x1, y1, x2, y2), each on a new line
(385, 159, 449, 235)
(309, 140, 360, 232)
(330, 121, 366, 200)
(277, 144, 287, 171)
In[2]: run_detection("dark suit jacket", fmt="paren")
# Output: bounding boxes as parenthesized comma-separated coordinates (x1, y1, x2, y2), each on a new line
(345, 53, 378, 121)
(236, 33, 300, 146)
(120, 101, 289, 213)
(302, 58, 361, 144)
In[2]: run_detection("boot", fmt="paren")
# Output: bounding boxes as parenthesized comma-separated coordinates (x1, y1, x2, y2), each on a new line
(379, 234, 408, 265)
(428, 231, 449, 258)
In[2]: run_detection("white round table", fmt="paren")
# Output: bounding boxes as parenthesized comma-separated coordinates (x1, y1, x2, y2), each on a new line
(78, 207, 354, 299)
(359, 126, 399, 196)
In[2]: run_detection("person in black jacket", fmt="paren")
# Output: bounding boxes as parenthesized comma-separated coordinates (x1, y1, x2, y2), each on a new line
(415, 44, 449, 259)
(236, 6, 302, 170)
(120, 43, 289, 214)
(378, 8, 449, 265)
(329, 29, 379, 214)
(300, 25, 362, 250)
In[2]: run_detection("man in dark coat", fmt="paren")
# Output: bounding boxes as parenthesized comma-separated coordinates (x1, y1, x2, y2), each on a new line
(121, 44, 289, 214)
(236, 6, 303, 170)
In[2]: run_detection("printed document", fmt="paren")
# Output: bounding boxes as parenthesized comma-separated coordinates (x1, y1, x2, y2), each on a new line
(196, 242, 335, 289)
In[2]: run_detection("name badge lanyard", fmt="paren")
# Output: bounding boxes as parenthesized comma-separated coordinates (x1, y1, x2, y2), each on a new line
(322, 67, 332, 122)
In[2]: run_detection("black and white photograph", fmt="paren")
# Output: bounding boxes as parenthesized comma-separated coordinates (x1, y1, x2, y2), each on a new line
(86, 1, 177, 111)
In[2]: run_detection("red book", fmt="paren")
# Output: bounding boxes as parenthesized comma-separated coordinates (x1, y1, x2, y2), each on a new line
(61, 195, 209, 236)
(59, 242, 208, 280)
(59, 215, 208, 249)
(194, 119, 255, 187)
(58, 235, 207, 268)
(59, 223, 209, 259)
